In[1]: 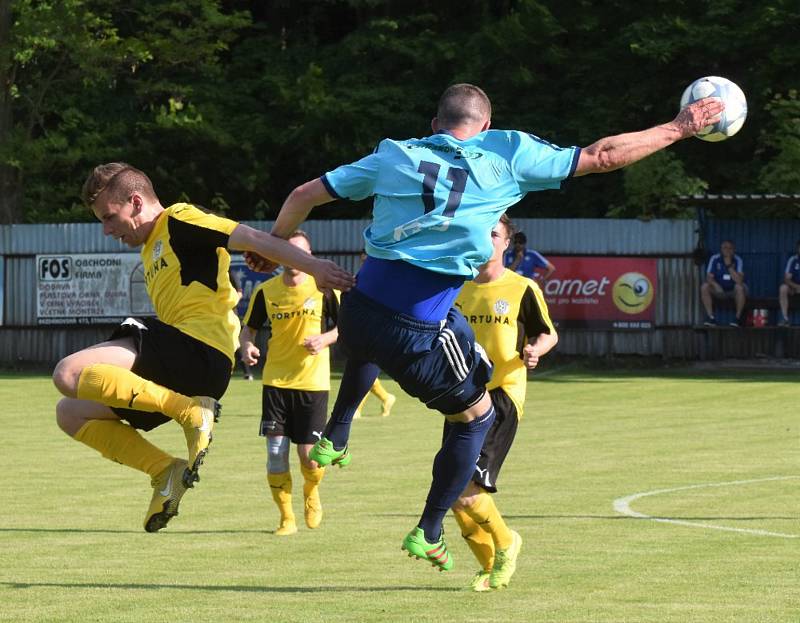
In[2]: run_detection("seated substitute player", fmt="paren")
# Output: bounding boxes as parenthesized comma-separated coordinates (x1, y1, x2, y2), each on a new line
(503, 230, 556, 285)
(247, 83, 723, 573)
(778, 240, 800, 327)
(449, 214, 557, 591)
(239, 230, 340, 536)
(701, 239, 747, 327)
(52, 163, 353, 533)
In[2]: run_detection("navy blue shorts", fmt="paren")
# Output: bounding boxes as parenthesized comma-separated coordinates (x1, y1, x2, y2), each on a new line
(336, 289, 492, 415)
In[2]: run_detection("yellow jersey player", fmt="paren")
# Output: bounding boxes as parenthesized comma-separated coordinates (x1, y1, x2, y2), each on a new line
(52, 163, 353, 533)
(448, 214, 558, 591)
(239, 231, 340, 536)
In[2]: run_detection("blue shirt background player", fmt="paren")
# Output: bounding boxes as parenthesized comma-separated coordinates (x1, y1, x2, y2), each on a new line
(701, 239, 748, 326)
(502, 230, 555, 283)
(778, 240, 800, 326)
(706, 251, 744, 291)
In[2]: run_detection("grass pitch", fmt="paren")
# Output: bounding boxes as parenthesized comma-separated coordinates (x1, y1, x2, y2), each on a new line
(0, 366, 797, 622)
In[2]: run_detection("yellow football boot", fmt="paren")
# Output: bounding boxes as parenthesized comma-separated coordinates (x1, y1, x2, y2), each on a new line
(144, 459, 190, 532)
(489, 530, 522, 589)
(182, 396, 221, 487)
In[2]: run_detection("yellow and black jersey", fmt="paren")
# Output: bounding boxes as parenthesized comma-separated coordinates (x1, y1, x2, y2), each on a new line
(140, 203, 240, 363)
(243, 274, 339, 391)
(455, 269, 555, 418)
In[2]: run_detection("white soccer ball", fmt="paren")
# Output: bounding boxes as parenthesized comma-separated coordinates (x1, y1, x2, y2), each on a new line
(680, 76, 748, 142)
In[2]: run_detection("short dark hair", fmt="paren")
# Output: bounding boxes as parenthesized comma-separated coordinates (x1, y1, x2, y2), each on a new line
(436, 83, 492, 128)
(513, 231, 527, 244)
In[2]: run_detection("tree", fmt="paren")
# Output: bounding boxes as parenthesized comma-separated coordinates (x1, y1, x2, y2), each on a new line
(0, 0, 247, 223)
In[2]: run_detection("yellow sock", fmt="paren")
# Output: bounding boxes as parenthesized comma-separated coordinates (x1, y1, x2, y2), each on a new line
(300, 464, 325, 501)
(74, 419, 173, 477)
(77, 364, 196, 426)
(370, 379, 390, 402)
(453, 507, 495, 571)
(267, 471, 295, 523)
(355, 393, 368, 414)
(465, 491, 513, 551)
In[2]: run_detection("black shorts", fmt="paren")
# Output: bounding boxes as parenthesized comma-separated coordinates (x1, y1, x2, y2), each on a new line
(260, 385, 328, 444)
(109, 317, 232, 431)
(442, 387, 519, 493)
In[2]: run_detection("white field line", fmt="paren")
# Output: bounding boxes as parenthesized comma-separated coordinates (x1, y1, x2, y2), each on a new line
(613, 476, 799, 539)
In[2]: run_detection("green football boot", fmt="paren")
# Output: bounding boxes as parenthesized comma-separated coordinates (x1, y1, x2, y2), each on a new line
(401, 527, 454, 572)
(308, 437, 351, 468)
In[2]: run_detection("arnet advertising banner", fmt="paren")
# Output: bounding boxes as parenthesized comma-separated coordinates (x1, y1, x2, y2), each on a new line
(541, 257, 657, 329)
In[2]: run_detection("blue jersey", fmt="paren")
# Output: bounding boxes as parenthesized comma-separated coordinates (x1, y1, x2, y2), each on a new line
(322, 129, 580, 278)
(706, 253, 744, 291)
(784, 254, 800, 284)
(503, 248, 549, 279)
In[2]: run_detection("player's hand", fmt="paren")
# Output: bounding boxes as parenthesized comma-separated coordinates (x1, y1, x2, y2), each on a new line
(674, 97, 725, 138)
(311, 258, 355, 292)
(244, 250, 279, 274)
(242, 343, 260, 366)
(303, 335, 326, 355)
(522, 344, 540, 369)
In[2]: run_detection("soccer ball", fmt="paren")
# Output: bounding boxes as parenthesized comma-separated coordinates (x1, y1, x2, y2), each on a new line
(679, 76, 747, 142)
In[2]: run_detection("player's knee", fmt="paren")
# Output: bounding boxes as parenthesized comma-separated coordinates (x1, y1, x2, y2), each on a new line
(266, 435, 290, 473)
(297, 450, 318, 470)
(52, 356, 80, 398)
(452, 494, 477, 512)
(55, 399, 80, 436)
(779, 284, 789, 295)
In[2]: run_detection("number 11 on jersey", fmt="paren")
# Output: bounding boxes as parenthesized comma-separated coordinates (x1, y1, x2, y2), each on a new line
(418, 161, 468, 217)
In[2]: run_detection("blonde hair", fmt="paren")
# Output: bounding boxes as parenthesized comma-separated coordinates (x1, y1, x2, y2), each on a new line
(81, 163, 157, 206)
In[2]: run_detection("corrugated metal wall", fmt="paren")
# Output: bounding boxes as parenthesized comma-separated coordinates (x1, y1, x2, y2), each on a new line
(516, 218, 696, 255)
(1, 219, 702, 363)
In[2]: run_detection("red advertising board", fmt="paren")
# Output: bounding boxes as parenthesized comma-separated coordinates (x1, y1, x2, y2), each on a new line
(541, 257, 657, 329)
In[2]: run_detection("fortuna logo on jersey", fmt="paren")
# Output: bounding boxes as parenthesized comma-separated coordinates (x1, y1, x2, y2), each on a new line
(143, 240, 168, 287)
(270, 305, 317, 321)
(464, 299, 511, 326)
(143, 257, 169, 286)
(302, 297, 316, 310)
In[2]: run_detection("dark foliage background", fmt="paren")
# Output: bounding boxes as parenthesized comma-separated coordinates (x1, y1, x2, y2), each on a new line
(1, 0, 798, 223)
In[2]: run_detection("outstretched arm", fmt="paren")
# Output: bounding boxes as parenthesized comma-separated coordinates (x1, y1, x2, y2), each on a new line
(272, 179, 336, 239)
(574, 98, 724, 176)
(228, 223, 354, 291)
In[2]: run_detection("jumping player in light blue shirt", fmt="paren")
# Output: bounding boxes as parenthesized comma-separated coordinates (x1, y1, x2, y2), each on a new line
(247, 83, 724, 582)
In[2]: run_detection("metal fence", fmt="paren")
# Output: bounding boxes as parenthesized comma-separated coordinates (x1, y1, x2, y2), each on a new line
(0, 218, 703, 363)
